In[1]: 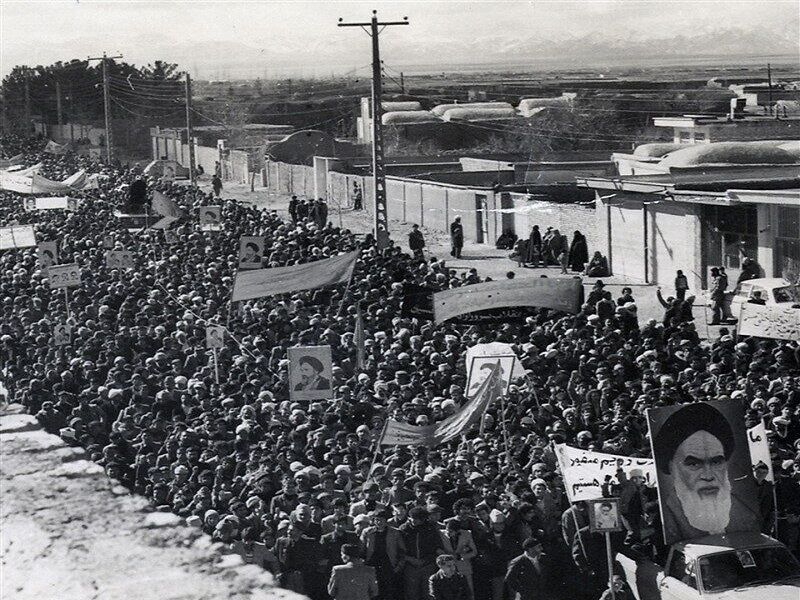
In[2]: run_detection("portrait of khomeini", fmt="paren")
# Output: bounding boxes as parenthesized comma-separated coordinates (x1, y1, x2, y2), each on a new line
(651, 402, 760, 544)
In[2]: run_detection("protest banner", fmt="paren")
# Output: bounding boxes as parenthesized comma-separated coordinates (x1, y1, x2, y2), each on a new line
(205, 325, 225, 349)
(53, 323, 71, 346)
(380, 360, 501, 446)
(48, 263, 82, 289)
(465, 343, 525, 392)
(647, 400, 760, 545)
(0, 225, 36, 250)
(106, 250, 135, 270)
(737, 303, 800, 341)
(37, 241, 58, 269)
(589, 498, 623, 533)
(232, 251, 358, 302)
(747, 421, 774, 482)
(25, 196, 78, 211)
(44, 140, 69, 154)
(466, 355, 516, 399)
(288, 346, 333, 402)
(554, 443, 656, 503)
(433, 277, 583, 324)
(199, 206, 221, 225)
(400, 284, 434, 320)
(238, 236, 264, 270)
(152, 191, 185, 218)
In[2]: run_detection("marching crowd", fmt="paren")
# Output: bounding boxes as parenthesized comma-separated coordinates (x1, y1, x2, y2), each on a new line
(1, 135, 799, 600)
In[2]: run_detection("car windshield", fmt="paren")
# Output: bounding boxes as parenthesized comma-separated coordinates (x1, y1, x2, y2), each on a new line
(773, 285, 800, 303)
(698, 547, 800, 592)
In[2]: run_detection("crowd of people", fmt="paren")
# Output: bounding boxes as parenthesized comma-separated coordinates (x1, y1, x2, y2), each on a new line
(1, 135, 798, 600)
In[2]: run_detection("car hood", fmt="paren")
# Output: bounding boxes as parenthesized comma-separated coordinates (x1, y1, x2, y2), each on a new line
(713, 580, 800, 600)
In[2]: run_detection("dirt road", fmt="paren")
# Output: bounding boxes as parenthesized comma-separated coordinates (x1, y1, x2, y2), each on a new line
(0, 406, 302, 600)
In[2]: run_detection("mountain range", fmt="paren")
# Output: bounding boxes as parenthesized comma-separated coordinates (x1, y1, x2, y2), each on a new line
(4, 26, 798, 80)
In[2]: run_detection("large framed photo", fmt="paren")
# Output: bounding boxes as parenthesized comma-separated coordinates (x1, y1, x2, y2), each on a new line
(239, 236, 264, 270)
(53, 323, 71, 346)
(588, 498, 622, 533)
(205, 325, 225, 349)
(288, 345, 333, 401)
(106, 250, 135, 270)
(37, 241, 58, 269)
(646, 400, 760, 545)
(199, 206, 222, 231)
(466, 355, 515, 398)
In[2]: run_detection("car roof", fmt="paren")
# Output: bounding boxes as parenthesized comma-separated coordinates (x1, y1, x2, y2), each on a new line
(741, 278, 794, 289)
(677, 532, 782, 560)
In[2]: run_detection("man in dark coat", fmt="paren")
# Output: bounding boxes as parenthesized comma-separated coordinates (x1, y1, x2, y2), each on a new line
(409, 225, 426, 260)
(450, 218, 464, 259)
(429, 554, 473, 600)
(322, 515, 362, 577)
(289, 195, 299, 223)
(504, 537, 551, 600)
(568, 231, 589, 272)
(526, 225, 542, 266)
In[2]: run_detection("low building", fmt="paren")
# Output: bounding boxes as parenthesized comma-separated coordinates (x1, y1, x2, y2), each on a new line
(577, 165, 800, 291)
(652, 113, 800, 144)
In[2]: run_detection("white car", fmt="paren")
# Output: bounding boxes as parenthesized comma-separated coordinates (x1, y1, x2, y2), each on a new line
(616, 532, 800, 600)
(730, 278, 800, 311)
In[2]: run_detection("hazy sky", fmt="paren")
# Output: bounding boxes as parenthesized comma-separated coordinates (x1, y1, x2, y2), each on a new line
(2, 1, 798, 78)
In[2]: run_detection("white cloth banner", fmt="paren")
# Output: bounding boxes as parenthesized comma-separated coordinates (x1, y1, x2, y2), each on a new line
(27, 197, 78, 211)
(554, 443, 656, 502)
(737, 303, 800, 341)
(747, 421, 774, 482)
(0, 225, 36, 250)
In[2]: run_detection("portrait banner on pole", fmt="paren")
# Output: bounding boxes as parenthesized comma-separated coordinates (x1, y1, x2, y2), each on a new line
(646, 400, 760, 545)
(288, 345, 333, 402)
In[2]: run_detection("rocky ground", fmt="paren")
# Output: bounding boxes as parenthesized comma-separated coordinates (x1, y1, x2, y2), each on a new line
(0, 405, 303, 600)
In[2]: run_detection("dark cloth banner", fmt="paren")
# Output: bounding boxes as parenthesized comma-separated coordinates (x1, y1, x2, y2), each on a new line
(400, 284, 434, 320)
(433, 277, 583, 324)
(379, 360, 501, 446)
(232, 251, 358, 301)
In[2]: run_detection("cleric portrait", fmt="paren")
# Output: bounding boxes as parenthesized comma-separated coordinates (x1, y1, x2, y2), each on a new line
(294, 355, 330, 391)
(650, 402, 760, 544)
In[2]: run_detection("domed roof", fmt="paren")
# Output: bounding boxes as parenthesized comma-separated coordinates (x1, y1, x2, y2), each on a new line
(658, 141, 797, 167)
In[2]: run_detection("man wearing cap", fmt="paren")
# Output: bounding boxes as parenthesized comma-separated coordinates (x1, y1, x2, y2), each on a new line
(504, 536, 551, 600)
(351, 481, 387, 518)
(322, 514, 362, 576)
(328, 543, 379, 600)
(428, 554, 473, 600)
(653, 403, 760, 541)
(401, 507, 444, 600)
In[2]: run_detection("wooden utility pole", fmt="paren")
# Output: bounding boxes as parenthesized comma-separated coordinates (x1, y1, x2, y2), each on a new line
(185, 72, 196, 185)
(55, 80, 63, 126)
(338, 10, 409, 249)
(400, 72, 405, 94)
(88, 53, 123, 162)
(767, 63, 774, 117)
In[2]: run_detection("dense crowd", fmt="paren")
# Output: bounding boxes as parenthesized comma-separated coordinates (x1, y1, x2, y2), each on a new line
(1, 135, 798, 600)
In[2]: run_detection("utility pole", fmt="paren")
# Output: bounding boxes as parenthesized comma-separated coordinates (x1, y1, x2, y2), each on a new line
(55, 80, 63, 127)
(400, 72, 405, 95)
(185, 72, 196, 186)
(88, 53, 123, 162)
(339, 10, 409, 249)
(766, 63, 774, 117)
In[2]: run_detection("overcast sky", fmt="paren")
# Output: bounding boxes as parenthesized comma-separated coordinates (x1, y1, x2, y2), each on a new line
(2, 1, 798, 78)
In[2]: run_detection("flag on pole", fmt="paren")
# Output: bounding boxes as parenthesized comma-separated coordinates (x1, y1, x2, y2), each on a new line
(379, 360, 501, 446)
(232, 251, 358, 302)
(152, 190, 186, 219)
(355, 303, 366, 371)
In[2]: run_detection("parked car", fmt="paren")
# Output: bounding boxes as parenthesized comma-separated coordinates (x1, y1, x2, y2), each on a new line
(729, 278, 800, 312)
(616, 531, 800, 600)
